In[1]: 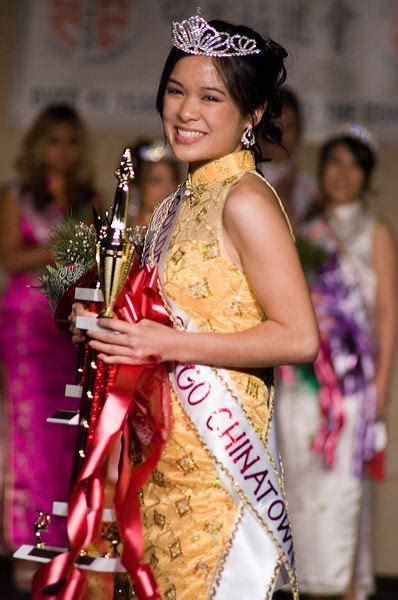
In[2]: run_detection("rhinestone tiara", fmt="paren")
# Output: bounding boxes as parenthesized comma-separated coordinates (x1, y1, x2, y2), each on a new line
(332, 124, 378, 153)
(138, 140, 174, 162)
(172, 14, 261, 57)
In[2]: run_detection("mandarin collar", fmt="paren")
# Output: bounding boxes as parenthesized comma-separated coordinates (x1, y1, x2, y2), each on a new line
(188, 150, 255, 188)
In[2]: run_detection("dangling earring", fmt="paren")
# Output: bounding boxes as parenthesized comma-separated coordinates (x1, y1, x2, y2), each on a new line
(241, 125, 255, 148)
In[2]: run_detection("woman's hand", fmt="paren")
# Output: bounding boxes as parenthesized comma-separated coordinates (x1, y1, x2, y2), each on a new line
(68, 302, 97, 344)
(87, 318, 179, 365)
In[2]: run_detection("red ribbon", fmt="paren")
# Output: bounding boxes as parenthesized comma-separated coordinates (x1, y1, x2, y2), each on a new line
(311, 338, 345, 467)
(33, 264, 171, 599)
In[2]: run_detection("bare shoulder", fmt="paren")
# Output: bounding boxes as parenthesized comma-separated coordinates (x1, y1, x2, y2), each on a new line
(223, 171, 290, 237)
(374, 218, 396, 250)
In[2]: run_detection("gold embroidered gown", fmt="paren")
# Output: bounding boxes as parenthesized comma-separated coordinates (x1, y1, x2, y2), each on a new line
(142, 151, 273, 599)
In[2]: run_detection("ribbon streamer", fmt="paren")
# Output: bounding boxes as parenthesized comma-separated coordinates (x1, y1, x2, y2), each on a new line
(310, 254, 377, 476)
(33, 264, 171, 599)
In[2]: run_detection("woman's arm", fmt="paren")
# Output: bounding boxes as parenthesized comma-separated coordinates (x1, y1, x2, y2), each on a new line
(373, 220, 397, 418)
(0, 189, 51, 274)
(84, 173, 319, 368)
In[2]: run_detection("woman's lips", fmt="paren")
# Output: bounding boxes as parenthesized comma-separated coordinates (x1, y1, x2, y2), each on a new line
(175, 127, 207, 144)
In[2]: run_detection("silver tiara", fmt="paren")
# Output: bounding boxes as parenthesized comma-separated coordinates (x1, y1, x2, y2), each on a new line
(172, 14, 261, 57)
(332, 124, 378, 153)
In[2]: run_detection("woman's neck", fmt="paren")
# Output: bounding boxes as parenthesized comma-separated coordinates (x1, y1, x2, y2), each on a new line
(328, 197, 362, 210)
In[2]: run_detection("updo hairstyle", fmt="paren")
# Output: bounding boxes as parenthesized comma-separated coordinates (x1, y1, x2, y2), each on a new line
(156, 20, 288, 162)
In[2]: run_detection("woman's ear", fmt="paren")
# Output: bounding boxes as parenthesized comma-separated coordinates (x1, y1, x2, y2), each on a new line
(252, 103, 267, 127)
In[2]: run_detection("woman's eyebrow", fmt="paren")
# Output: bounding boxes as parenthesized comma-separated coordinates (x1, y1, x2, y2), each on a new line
(167, 77, 184, 87)
(200, 86, 226, 96)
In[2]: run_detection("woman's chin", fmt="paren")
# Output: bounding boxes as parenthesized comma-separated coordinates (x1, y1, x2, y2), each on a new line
(171, 142, 209, 164)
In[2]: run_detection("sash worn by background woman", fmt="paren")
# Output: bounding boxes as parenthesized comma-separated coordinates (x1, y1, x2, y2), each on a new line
(277, 202, 379, 595)
(300, 212, 378, 474)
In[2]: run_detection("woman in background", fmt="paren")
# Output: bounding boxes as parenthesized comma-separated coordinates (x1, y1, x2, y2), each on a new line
(0, 104, 98, 591)
(128, 139, 180, 226)
(277, 126, 396, 600)
(260, 87, 318, 228)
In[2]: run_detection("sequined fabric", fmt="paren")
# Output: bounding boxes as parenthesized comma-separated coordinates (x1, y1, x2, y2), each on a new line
(142, 151, 271, 598)
(0, 186, 79, 549)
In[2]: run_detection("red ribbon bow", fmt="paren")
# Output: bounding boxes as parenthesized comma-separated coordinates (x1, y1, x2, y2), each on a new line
(33, 263, 171, 599)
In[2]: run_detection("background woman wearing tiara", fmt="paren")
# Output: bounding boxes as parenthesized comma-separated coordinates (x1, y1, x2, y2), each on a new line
(277, 128, 397, 600)
(71, 15, 318, 598)
(128, 138, 180, 227)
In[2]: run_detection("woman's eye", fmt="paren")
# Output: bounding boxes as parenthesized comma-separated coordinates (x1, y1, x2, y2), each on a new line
(166, 87, 182, 95)
(203, 95, 219, 102)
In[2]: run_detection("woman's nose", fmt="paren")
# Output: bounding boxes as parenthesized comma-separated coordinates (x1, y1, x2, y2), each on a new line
(178, 95, 200, 122)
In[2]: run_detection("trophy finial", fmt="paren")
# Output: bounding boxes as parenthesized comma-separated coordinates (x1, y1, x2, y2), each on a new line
(115, 148, 135, 186)
(34, 511, 51, 548)
(97, 147, 135, 318)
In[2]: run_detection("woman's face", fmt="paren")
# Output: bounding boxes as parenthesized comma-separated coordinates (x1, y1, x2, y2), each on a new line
(162, 55, 250, 168)
(41, 122, 81, 175)
(139, 161, 178, 212)
(322, 143, 366, 206)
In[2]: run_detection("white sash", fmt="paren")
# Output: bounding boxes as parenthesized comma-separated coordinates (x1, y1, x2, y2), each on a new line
(144, 185, 298, 599)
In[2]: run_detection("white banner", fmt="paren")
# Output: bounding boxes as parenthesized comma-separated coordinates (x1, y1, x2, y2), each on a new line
(10, 0, 398, 142)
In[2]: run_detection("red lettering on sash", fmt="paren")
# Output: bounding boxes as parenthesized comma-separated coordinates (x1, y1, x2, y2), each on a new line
(232, 445, 261, 475)
(188, 382, 211, 405)
(268, 500, 285, 521)
(228, 438, 250, 456)
(277, 513, 292, 544)
(256, 479, 278, 502)
(176, 365, 200, 390)
(219, 422, 243, 449)
(287, 542, 294, 561)
(206, 408, 233, 432)
(244, 469, 269, 496)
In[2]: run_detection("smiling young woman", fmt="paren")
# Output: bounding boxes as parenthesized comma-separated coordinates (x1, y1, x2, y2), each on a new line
(70, 15, 319, 599)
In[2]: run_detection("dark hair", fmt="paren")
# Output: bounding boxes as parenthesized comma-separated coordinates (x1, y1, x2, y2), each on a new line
(16, 103, 96, 213)
(131, 138, 180, 187)
(279, 86, 303, 137)
(305, 134, 377, 220)
(319, 135, 376, 196)
(156, 20, 288, 162)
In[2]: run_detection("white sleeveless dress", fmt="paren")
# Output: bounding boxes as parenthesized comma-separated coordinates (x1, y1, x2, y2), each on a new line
(277, 201, 377, 597)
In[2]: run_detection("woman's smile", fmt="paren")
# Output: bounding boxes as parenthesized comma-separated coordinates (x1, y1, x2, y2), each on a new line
(174, 126, 207, 144)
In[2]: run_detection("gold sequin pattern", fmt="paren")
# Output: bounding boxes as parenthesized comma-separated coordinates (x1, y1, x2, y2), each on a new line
(139, 150, 297, 598)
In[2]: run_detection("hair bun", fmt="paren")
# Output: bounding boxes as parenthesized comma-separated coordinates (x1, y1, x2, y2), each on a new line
(265, 39, 288, 60)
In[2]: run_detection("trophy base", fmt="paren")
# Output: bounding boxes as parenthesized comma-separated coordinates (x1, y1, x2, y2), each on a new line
(65, 384, 83, 398)
(75, 315, 102, 332)
(47, 410, 79, 425)
(13, 545, 126, 572)
(75, 287, 104, 302)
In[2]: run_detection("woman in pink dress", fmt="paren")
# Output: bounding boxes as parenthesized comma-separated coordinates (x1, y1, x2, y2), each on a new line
(0, 104, 97, 591)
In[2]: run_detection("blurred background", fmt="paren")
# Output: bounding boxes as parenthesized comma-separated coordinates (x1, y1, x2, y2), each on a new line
(0, 0, 396, 595)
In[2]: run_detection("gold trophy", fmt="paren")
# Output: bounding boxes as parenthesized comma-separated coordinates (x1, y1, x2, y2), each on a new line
(96, 148, 135, 318)
(75, 148, 135, 332)
(72, 148, 135, 480)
